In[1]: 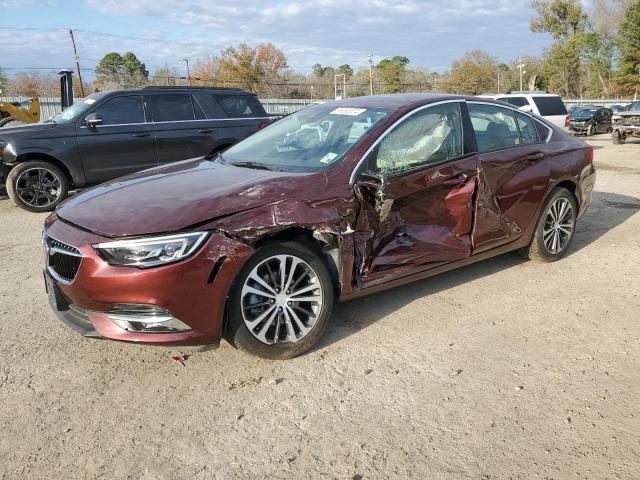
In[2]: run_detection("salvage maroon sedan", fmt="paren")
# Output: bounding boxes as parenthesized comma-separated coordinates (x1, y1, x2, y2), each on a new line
(43, 94, 595, 359)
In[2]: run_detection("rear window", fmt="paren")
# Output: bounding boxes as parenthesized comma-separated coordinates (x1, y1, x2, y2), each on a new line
(534, 119, 551, 140)
(217, 95, 264, 118)
(532, 96, 567, 116)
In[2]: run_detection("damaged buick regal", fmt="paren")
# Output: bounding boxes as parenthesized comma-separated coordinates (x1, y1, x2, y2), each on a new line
(43, 94, 595, 359)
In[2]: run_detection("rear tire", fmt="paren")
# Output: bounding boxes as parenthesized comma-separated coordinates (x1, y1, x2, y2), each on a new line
(6, 161, 69, 213)
(519, 187, 577, 262)
(225, 241, 334, 360)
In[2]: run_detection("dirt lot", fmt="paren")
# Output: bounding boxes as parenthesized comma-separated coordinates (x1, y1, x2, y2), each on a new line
(0, 134, 639, 480)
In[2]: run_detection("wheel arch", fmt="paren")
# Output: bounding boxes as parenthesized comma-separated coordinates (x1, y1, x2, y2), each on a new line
(253, 227, 342, 295)
(15, 153, 75, 186)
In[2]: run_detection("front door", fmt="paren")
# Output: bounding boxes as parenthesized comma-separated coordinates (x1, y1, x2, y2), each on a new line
(353, 101, 478, 286)
(77, 94, 157, 184)
(467, 102, 551, 253)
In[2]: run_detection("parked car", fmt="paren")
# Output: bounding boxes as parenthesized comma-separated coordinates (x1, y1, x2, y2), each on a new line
(568, 107, 612, 136)
(480, 92, 569, 130)
(0, 86, 271, 212)
(43, 93, 595, 359)
(611, 101, 640, 144)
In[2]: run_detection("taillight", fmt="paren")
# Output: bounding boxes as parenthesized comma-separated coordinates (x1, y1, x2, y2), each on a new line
(259, 121, 270, 129)
(564, 115, 570, 128)
(587, 145, 594, 163)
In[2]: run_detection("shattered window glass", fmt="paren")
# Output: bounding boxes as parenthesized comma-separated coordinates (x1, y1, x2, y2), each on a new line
(374, 102, 463, 175)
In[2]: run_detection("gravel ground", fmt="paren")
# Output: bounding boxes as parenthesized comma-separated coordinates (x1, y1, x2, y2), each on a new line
(1, 134, 639, 480)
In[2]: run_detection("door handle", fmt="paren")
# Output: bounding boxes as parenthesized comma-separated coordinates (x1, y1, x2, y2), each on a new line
(198, 129, 214, 134)
(132, 132, 150, 138)
(442, 173, 468, 186)
(526, 152, 545, 162)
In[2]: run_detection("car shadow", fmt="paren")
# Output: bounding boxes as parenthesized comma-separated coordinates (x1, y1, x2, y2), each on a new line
(312, 190, 640, 353)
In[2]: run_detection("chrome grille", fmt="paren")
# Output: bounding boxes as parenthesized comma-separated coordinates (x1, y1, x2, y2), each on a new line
(44, 234, 82, 283)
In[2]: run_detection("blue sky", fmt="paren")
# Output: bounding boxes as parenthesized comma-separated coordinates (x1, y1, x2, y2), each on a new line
(1, 0, 554, 79)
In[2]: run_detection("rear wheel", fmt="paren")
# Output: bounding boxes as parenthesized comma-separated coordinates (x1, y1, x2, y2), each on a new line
(225, 241, 334, 359)
(6, 161, 69, 212)
(519, 187, 577, 262)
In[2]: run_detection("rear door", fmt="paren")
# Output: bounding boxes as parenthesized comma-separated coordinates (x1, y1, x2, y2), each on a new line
(467, 102, 552, 253)
(353, 101, 478, 285)
(77, 94, 157, 184)
(147, 93, 217, 164)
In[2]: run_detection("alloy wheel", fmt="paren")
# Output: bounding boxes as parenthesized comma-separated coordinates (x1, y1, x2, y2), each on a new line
(15, 167, 62, 208)
(241, 254, 323, 345)
(543, 197, 575, 255)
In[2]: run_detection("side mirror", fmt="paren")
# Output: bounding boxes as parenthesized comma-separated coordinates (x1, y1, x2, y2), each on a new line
(520, 105, 533, 113)
(84, 113, 103, 128)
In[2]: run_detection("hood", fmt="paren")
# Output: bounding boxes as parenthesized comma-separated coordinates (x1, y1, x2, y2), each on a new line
(0, 122, 57, 136)
(56, 158, 314, 237)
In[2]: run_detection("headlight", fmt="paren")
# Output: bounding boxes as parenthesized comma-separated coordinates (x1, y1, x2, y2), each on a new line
(94, 232, 209, 268)
(0, 142, 17, 162)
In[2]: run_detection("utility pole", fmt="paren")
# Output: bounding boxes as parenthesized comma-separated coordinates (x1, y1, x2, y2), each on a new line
(335, 74, 346, 100)
(182, 58, 192, 86)
(368, 54, 374, 95)
(517, 57, 526, 92)
(69, 29, 85, 97)
(497, 70, 500, 93)
(165, 62, 171, 86)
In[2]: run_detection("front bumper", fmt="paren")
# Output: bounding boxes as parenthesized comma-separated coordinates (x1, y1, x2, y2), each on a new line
(44, 217, 255, 345)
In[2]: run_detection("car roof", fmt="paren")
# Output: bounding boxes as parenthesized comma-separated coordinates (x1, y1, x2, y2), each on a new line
(320, 93, 504, 111)
(481, 93, 561, 98)
(102, 86, 251, 95)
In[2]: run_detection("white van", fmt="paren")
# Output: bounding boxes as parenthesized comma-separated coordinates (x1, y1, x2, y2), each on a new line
(479, 92, 569, 130)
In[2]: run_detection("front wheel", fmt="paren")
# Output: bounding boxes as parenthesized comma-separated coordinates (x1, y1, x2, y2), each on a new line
(611, 130, 626, 144)
(519, 187, 577, 262)
(6, 161, 69, 212)
(225, 241, 334, 359)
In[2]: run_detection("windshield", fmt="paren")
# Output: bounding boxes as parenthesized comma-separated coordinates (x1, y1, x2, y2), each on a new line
(222, 105, 391, 172)
(571, 108, 597, 118)
(46, 94, 102, 124)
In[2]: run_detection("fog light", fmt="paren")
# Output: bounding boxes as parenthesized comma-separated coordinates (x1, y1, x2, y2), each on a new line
(107, 304, 192, 333)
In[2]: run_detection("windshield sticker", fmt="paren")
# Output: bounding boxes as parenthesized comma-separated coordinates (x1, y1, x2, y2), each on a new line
(330, 107, 366, 116)
(84, 99, 96, 104)
(319, 152, 339, 164)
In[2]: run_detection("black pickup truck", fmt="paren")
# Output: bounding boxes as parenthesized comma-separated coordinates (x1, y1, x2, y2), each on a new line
(0, 86, 272, 212)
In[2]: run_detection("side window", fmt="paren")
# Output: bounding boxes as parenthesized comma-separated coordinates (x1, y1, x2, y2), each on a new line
(468, 103, 521, 152)
(192, 96, 207, 120)
(216, 95, 262, 118)
(193, 94, 227, 119)
(515, 111, 539, 144)
(149, 95, 195, 122)
(92, 96, 144, 125)
(534, 120, 551, 141)
(499, 97, 529, 108)
(374, 102, 464, 175)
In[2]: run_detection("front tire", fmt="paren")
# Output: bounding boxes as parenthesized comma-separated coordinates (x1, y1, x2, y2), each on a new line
(225, 242, 334, 360)
(6, 161, 69, 212)
(612, 130, 626, 144)
(225, 241, 334, 359)
(519, 187, 577, 262)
